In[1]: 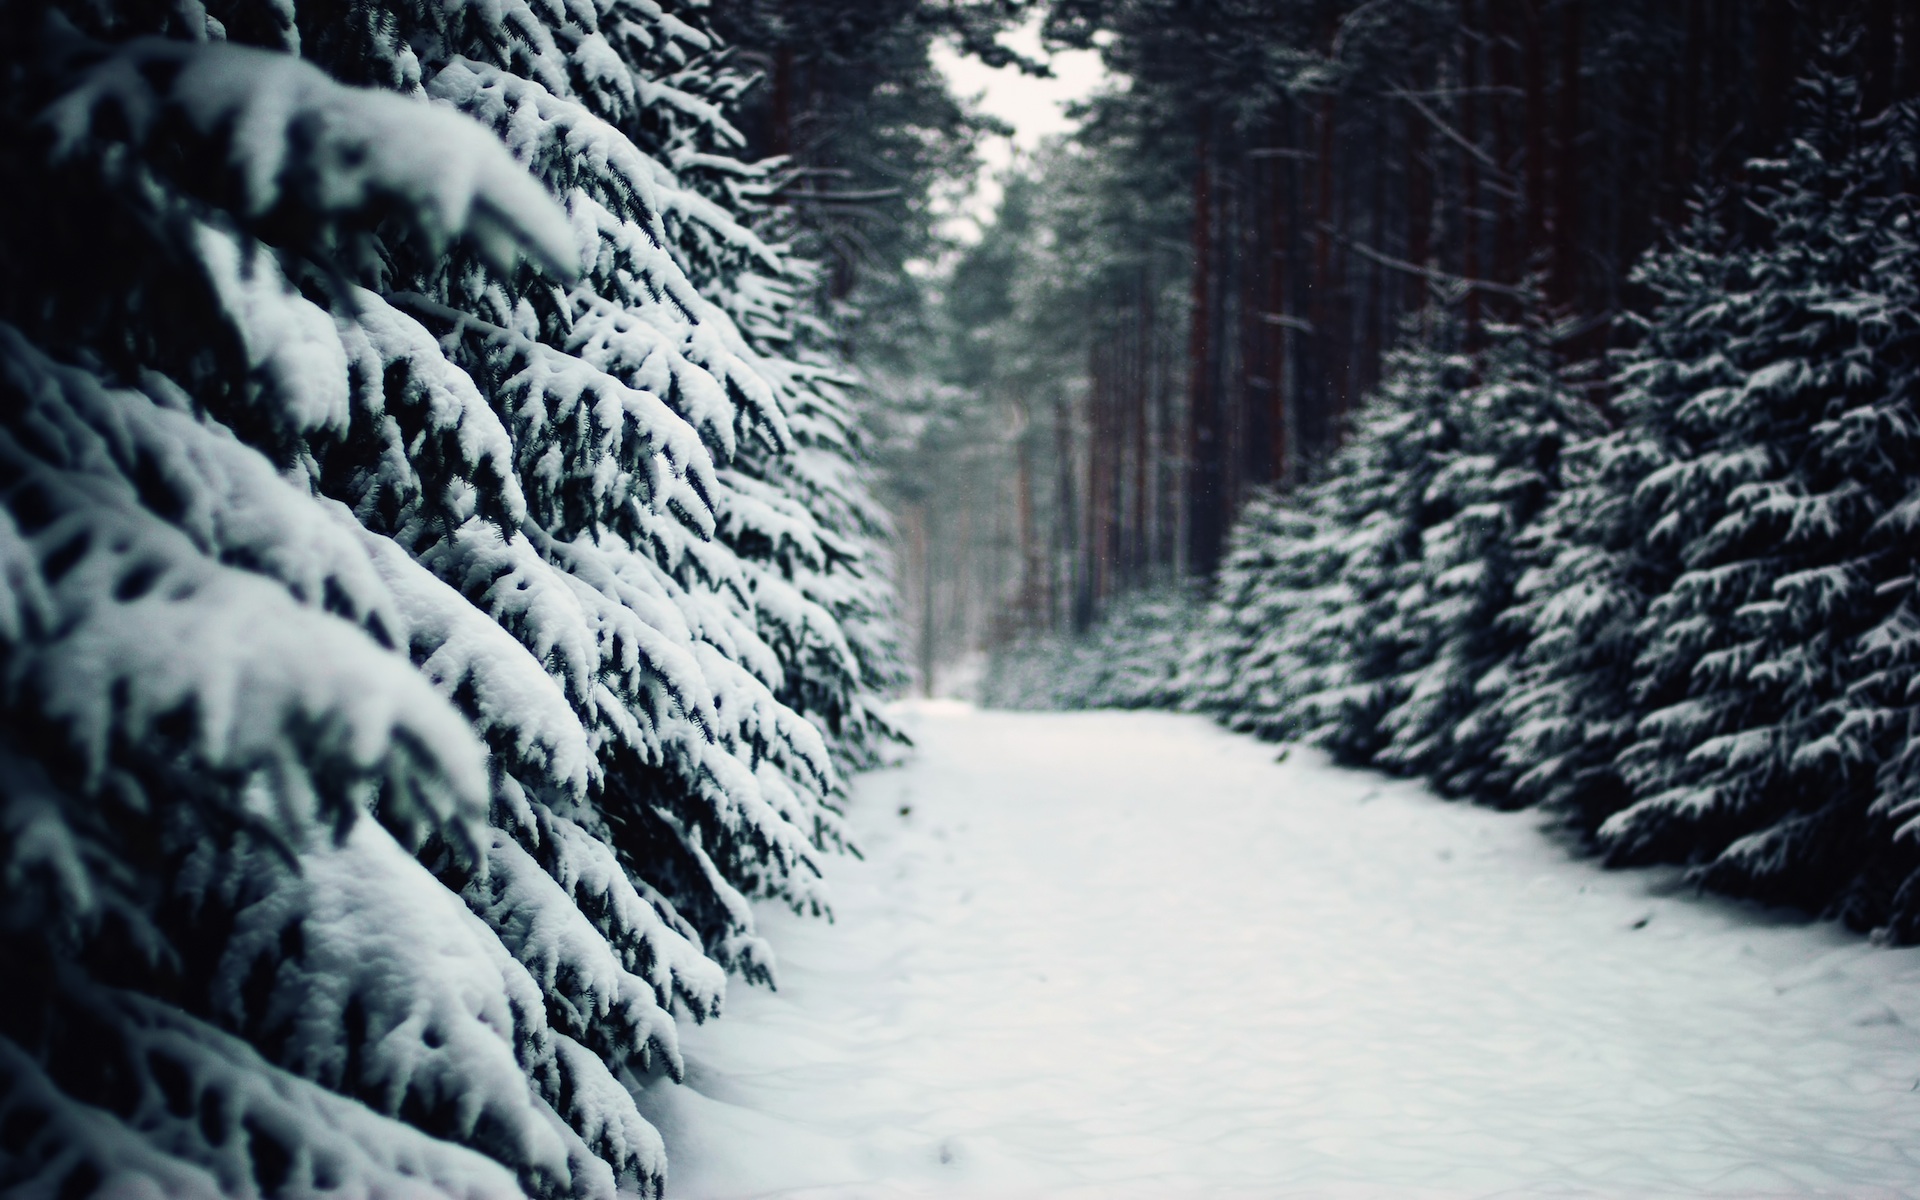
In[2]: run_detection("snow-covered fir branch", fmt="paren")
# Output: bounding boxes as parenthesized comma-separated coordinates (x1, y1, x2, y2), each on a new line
(0, 0, 904, 1195)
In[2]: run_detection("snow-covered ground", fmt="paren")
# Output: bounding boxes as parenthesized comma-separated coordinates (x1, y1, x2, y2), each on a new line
(639, 705, 1920, 1198)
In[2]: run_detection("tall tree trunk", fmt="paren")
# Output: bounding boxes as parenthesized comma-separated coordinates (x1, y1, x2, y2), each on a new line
(1460, 0, 1483, 339)
(770, 44, 794, 158)
(1406, 75, 1434, 302)
(1055, 394, 1086, 632)
(1310, 85, 1341, 456)
(1131, 273, 1152, 580)
(1362, 103, 1388, 399)
(1235, 157, 1266, 496)
(1265, 140, 1292, 485)
(1187, 120, 1224, 577)
(1520, 0, 1550, 270)
(1551, 0, 1584, 311)
(1753, 0, 1793, 158)
(1660, 0, 1703, 224)
(1088, 336, 1114, 611)
(909, 503, 934, 697)
(1015, 404, 1041, 633)
(1488, 0, 1519, 298)
(1153, 277, 1178, 572)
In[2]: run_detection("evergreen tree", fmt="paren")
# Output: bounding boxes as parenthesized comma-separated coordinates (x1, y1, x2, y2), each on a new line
(1192, 32, 1920, 936)
(1592, 51, 1920, 925)
(1275, 326, 1474, 765)
(0, 0, 900, 1193)
(1190, 321, 1477, 759)
(1187, 491, 1347, 741)
(1369, 316, 1596, 799)
(1490, 198, 1737, 829)
(1193, 309, 1591, 793)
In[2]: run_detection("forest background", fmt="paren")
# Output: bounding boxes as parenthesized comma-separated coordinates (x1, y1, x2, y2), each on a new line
(881, 0, 1920, 676)
(864, 0, 1920, 945)
(8, 0, 1920, 1195)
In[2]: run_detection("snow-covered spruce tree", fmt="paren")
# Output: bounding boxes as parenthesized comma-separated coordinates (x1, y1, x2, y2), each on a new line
(0, 1, 898, 1195)
(1852, 100, 1920, 937)
(1493, 193, 1740, 831)
(1184, 490, 1349, 741)
(1366, 314, 1598, 800)
(1588, 51, 1920, 924)
(1191, 308, 1591, 800)
(721, 366, 910, 775)
(699, 233, 910, 778)
(1191, 319, 1478, 765)
(600, 46, 909, 775)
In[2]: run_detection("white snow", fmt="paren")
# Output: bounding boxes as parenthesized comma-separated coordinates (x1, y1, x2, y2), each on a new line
(45, 33, 576, 277)
(643, 704, 1920, 1199)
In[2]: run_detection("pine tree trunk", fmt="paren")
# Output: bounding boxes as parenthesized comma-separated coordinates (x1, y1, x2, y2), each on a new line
(910, 503, 935, 696)
(1659, 0, 1704, 225)
(1089, 337, 1113, 611)
(1361, 104, 1388, 399)
(1055, 394, 1085, 632)
(1265, 141, 1291, 485)
(771, 44, 794, 158)
(1552, 0, 1584, 311)
(1131, 273, 1152, 581)
(1488, 0, 1519, 297)
(1187, 119, 1224, 577)
(1407, 74, 1434, 301)
(1016, 407, 1042, 632)
(1234, 156, 1263, 498)
(1521, 0, 1551, 269)
(1310, 86, 1341, 457)
(1460, 0, 1483, 339)
(1753, 0, 1794, 157)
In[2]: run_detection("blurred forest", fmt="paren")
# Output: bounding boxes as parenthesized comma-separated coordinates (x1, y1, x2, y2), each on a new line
(752, 0, 1920, 693)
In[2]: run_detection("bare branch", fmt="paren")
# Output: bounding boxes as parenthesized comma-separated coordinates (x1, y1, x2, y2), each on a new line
(1337, 231, 1532, 300)
(1388, 86, 1512, 181)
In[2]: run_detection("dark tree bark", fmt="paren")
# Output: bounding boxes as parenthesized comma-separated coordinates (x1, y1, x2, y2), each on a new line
(1865, 0, 1897, 116)
(1520, 0, 1550, 270)
(1459, 0, 1484, 339)
(1551, 0, 1583, 311)
(1308, 81, 1343, 456)
(1056, 393, 1086, 632)
(1131, 273, 1152, 582)
(770, 43, 794, 158)
(1265, 142, 1292, 484)
(1015, 405, 1043, 632)
(1753, 0, 1795, 156)
(1488, 0, 1520, 295)
(1187, 121, 1225, 576)
(1407, 74, 1435, 287)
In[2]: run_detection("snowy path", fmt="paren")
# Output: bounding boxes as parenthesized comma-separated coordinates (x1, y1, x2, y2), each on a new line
(640, 706, 1920, 1198)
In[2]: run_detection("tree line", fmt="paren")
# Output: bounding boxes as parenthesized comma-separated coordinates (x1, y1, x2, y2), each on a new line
(925, 0, 1920, 672)
(993, 21, 1920, 938)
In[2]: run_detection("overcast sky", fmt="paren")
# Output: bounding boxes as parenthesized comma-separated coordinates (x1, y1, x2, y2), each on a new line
(928, 18, 1109, 241)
